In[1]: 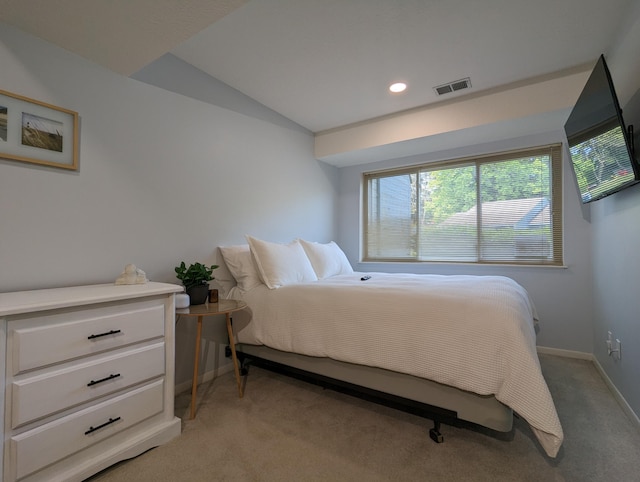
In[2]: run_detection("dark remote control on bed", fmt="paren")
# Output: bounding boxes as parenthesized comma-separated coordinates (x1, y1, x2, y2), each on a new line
(360, 275, 371, 281)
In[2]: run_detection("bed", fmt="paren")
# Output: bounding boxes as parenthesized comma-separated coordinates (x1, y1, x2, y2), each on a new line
(214, 237, 564, 458)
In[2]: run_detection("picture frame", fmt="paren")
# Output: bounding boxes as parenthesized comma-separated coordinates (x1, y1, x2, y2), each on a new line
(0, 89, 78, 171)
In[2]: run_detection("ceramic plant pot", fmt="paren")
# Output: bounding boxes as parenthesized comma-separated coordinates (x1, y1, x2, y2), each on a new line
(186, 284, 209, 305)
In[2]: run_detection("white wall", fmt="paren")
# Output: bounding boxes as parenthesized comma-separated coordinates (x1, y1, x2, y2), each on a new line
(590, 183, 640, 416)
(337, 131, 595, 353)
(0, 23, 338, 386)
(590, 0, 640, 419)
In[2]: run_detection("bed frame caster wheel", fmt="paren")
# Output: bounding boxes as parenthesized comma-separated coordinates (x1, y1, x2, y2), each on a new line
(429, 421, 443, 443)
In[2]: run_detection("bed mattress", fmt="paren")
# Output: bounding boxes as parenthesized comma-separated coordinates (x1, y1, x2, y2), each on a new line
(230, 272, 563, 457)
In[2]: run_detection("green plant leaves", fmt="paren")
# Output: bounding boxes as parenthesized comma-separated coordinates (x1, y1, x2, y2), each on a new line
(174, 262, 219, 289)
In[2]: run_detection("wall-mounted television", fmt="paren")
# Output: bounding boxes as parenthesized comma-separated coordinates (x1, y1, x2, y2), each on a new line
(564, 54, 638, 203)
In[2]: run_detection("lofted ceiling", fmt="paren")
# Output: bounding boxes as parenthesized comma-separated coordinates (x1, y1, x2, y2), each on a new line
(0, 0, 636, 134)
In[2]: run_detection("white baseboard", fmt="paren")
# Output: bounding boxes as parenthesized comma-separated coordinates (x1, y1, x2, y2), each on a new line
(591, 356, 640, 429)
(536, 345, 593, 360)
(537, 345, 640, 430)
(175, 362, 235, 395)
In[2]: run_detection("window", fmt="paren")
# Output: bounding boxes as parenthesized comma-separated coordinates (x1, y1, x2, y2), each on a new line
(363, 144, 563, 265)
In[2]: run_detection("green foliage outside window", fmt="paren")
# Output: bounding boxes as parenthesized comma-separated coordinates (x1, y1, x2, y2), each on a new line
(364, 144, 562, 265)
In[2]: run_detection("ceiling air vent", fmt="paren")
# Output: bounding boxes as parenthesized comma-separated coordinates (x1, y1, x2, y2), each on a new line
(434, 77, 472, 96)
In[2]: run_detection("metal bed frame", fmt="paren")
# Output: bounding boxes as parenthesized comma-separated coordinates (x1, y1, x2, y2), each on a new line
(233, 343, 513, 443)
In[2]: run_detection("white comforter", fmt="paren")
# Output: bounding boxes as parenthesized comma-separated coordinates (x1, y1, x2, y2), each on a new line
(231, 272, 563, 457)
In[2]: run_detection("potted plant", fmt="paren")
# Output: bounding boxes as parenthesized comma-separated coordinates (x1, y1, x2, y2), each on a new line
(174, 261, 219, 305)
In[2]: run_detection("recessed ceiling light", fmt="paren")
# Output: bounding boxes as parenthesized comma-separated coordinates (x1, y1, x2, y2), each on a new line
(389, 82, 407, 93)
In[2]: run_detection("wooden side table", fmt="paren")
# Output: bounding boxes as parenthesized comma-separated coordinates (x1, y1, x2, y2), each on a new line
(176, 299, 247, 419)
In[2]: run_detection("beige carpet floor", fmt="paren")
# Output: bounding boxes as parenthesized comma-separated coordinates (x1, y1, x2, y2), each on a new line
(88, 354, 640, 481)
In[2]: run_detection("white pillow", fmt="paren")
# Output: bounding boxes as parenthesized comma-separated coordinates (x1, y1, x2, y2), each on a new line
(246, 236, 318, 289)
(211, 250, 236, 298)
(299, 240, 353, 279)
(219, 244, 263, 292)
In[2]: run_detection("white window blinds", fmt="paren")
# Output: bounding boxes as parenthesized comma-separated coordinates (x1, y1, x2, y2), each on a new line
(363, 144, 563, 265)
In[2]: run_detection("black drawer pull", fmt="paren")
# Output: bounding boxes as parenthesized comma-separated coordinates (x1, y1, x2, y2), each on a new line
(87, 373, 121, 387)
(87, 329, 122, 340)
(84, 416, 121, 435)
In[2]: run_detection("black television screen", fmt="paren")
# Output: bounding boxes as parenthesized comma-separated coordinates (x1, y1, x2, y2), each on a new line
(564, 55, 638, 203)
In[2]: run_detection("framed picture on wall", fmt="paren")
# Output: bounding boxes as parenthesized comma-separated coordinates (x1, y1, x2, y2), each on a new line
(0, 89, 78, 171)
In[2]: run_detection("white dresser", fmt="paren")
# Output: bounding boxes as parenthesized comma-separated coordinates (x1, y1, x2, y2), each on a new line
(0, 282, 183, 482)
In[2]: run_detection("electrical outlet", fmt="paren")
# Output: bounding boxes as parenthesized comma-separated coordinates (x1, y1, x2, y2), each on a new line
(615, 339, 622, 360)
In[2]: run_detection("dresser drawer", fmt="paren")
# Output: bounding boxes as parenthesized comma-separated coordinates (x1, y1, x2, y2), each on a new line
(11, 342, 165, 428)
(10, 379, 165, 480)
(10, 300, 165, 374)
